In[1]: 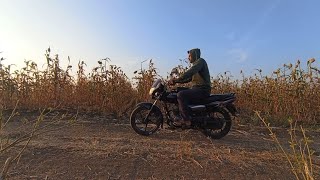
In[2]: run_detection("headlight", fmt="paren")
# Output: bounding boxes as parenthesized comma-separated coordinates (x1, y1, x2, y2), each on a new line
(149, 87, 156, 95)
(149, 79, 163, 96)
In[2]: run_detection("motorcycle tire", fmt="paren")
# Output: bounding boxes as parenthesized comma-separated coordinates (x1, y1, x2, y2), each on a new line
(203, 107, 232, 139)
(130, 105, 162, 136)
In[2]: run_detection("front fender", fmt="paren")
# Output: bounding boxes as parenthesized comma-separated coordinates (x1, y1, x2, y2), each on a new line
(135, 102, 162, 114)
(135, 102, 154, 109)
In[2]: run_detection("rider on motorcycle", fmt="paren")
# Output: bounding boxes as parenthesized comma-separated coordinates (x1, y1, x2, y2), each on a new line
(169, 48, 211, 127)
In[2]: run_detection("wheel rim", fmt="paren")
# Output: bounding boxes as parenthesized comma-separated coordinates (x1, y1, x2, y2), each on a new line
(133, 108, 160, 133)
(206, 109, 231, 136)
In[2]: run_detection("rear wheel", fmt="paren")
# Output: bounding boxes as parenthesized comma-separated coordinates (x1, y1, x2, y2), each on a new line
(203, 107, 232, 139)
(130, 105, 163, 136)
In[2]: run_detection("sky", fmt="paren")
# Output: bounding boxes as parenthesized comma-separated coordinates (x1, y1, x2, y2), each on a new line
(0, 0, 319, 79)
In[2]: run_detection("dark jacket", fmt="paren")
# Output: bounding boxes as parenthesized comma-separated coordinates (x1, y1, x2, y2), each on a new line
(174, 48, 211, 93)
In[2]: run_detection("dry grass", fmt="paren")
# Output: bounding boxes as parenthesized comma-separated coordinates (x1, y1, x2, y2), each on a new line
(1, 49, 319, 125)
(1, 49, 142, 117)
(256, 111, 315, 180)
(0, 106, 78, 179)
(212, 59, 320, 126)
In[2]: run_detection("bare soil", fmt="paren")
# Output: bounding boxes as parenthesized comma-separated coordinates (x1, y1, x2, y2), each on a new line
(1, 112, 320, 180)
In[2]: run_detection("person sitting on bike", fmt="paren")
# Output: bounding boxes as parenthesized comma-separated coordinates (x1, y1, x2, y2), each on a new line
(169, 48, 211, 127)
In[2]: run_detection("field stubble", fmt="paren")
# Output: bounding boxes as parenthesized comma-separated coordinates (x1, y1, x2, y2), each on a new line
(0, 112, 319, 179)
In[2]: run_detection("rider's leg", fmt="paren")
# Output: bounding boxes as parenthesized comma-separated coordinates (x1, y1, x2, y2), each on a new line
(176, 90, 191, 125)
(176, 88, 210, 126)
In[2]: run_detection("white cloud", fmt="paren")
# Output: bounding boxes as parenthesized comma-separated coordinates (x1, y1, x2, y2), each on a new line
(227, 48, 249, 63)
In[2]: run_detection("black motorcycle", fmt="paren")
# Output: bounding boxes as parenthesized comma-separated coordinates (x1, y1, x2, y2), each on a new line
(130, 79, 237, 139)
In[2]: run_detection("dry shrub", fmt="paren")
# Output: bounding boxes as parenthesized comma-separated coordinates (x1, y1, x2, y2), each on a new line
(0, 104, 78, 179)
(257, 112, 315, 180)
(0, 49, 319, 125)
(133, 59, 158, 101)
(212, 60, 319, 126)
(0, 49, 138, 117)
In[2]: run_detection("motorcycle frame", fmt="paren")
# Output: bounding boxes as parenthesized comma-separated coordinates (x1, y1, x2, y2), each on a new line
(135, 87, 237, 129)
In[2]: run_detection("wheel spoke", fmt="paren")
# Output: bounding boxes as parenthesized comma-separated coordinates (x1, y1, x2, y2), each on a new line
(138, 112, 144, 123)
(204, 108, 231, 139)
(130, 106, 162, 136)
(144, 122, 148, 131)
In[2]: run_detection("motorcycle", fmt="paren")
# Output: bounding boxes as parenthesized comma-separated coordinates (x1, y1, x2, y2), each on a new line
(130, 71, 237, 139)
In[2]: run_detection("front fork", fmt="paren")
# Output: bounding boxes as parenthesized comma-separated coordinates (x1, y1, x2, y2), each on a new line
(144, 97, 171, 130)
(143, 99, 159, 129)
(142, 96, 178, 129)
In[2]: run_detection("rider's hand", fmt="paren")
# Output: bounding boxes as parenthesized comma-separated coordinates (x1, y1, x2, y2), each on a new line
(168, 78, 176, 86)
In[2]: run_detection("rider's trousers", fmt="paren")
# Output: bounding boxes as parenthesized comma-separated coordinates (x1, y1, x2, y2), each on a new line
(177, 88, 210, 121)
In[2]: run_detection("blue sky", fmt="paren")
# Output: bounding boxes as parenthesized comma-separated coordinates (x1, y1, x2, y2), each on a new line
(0, 0, 319, 78)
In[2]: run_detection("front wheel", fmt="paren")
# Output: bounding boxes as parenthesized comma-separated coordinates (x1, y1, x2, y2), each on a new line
(203, 107, 232, 139)
(130, 105, 163, 136)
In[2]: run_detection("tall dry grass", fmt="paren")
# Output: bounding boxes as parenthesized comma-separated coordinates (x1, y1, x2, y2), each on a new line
(133, 59, 158, 101)
(0, 49, 319, 125)
(212, 59, 320, 125)
(0, 104, 78, 179)
(0, 49, 141, 117)
(256, 111, 315, 180)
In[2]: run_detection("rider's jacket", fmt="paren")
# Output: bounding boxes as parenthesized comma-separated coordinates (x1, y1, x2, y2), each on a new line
(174, 48, 211, 93)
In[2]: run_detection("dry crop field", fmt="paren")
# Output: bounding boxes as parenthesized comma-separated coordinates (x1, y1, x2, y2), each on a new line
(1, 49, 319, 124)
(0, 50, 320, 179)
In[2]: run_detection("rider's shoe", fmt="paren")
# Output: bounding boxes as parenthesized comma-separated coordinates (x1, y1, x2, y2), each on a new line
(184, 120, 191, 126)
(173, 116, 191, 128)
(182, 120, 192, 129)
(173, 116, 184, 126)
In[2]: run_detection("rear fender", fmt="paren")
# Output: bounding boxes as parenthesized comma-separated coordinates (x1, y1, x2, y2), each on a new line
(206, 100, 237, 116)
(226, 103, 237, 116)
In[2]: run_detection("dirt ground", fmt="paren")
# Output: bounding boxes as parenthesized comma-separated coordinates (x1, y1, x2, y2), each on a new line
(1, 111, 320, 180)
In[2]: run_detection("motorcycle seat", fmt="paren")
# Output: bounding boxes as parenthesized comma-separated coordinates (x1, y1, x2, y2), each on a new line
(188, 105, 206, 112)
(205, 93, 235, 103)
(188, 93, 236, 108)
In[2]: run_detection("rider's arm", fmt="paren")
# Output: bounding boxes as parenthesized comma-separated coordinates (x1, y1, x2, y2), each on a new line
(174, 77, 192, 83)
(174, 59, 204, 83)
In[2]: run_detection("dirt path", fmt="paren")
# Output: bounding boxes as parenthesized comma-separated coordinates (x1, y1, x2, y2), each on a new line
(1, 113, 320, 179)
